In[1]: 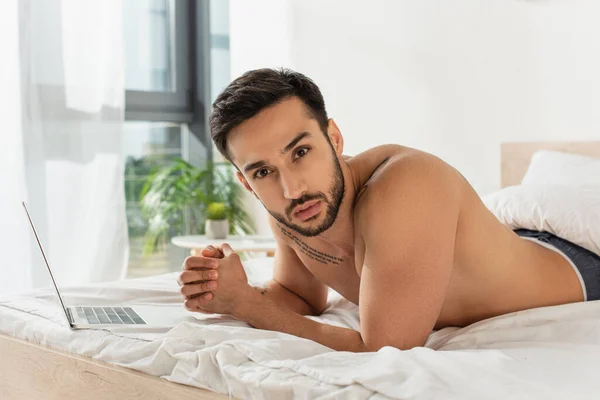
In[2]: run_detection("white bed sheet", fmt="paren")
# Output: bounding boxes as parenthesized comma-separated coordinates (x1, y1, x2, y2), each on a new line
(1, 261, 600, 400)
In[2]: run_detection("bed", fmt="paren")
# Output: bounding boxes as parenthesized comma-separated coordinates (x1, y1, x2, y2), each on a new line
(2, 141, 600, 400)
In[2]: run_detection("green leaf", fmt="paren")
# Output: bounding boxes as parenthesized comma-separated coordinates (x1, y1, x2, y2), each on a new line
(139, 158, 255, 254)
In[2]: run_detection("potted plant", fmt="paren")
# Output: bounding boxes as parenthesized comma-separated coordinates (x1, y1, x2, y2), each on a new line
(139, 159, 254, 255)
(205, 202, 229, 239)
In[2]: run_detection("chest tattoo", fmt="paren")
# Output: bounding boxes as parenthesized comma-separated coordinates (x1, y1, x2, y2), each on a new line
(278, 225, 344, 265)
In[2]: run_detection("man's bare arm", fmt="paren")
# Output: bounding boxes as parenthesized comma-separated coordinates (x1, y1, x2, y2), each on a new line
(254, 279, 317, 316)
(256, 229, 329, 316)
(233, 286, 367, 352)
(184, 244, 364, 351)
(358, 154, 460, 350)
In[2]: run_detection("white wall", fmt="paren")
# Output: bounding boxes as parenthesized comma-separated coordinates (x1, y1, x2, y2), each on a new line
(229, 0, 600, 235)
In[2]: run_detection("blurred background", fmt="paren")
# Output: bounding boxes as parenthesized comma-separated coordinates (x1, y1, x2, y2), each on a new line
(1, 0, 598, 292)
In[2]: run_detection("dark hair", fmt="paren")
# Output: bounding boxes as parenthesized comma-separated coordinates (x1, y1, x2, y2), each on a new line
(209, 68, 329, 162)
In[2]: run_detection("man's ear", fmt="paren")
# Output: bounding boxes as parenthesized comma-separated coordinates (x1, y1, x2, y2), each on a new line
(236, 171, 254, 193)
(327, 119, 344, 156)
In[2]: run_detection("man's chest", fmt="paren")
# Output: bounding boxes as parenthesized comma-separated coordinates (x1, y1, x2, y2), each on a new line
(285, 233, 363, 305)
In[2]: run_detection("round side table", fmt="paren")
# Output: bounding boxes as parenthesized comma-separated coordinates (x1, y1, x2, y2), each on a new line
(171, 235, 277, 257)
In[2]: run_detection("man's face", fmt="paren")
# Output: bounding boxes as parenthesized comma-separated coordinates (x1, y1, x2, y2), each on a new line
(228, 97, 345, 237)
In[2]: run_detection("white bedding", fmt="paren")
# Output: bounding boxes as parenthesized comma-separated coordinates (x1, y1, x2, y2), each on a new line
(1, 260, 600, 400)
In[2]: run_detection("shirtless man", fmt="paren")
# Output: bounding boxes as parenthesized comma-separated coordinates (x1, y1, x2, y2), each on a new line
(177, 68, 589, 352)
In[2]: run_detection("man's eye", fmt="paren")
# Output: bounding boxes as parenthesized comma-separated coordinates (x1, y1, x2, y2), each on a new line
(295, 147, 309, 159)
(255, 169, 270, 179)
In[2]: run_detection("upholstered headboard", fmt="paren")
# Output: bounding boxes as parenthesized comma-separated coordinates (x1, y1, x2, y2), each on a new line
(500, 141, 600, 188)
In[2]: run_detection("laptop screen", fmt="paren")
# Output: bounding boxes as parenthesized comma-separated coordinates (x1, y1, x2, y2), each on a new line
(22, 202, 73, 327)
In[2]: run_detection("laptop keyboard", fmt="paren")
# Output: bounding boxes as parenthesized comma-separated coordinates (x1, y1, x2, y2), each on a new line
(74, 306, 146, 325)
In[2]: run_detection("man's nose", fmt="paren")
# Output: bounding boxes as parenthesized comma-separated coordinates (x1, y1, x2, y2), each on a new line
(280, 172, 307, 200)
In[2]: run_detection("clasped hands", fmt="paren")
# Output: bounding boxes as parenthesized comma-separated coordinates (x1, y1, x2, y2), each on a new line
(176, 243, 251, 315)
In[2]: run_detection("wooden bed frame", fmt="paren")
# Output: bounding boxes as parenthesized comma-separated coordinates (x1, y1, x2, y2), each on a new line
(0, 332, 227, 399)
(3, 141, 600, 400)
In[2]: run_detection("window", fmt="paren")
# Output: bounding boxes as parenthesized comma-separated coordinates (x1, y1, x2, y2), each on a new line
(123, 122, 208, 278)
(124, 0, 193, 122)
(124, 0, 174, 92)
(123, 0, 224, 278)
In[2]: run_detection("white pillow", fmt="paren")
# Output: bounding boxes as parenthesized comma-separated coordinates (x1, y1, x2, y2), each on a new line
(521, 150, 600, 185)
(482, 184, 600, 257)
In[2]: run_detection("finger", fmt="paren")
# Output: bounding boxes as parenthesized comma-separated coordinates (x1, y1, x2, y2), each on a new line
(201, 245, 225, 258)
(180, 281, 218, 298)
(182, 256, 219, 270)
(178, 270, 215, 287)
(184, 292, 213, 307)
(186, 306, 212, 314)
(200, 248, 224, 258)
(178, 269, 218, 285)
(200, 247, 215, 257)
(221, 243, 235, 257)
(184, 293, 214, 312)
(195, 291, 215, 306)
(186, 291, 208, 300)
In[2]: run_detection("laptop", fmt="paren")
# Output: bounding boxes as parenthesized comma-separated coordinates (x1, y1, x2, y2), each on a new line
(22, 202, 193, 330)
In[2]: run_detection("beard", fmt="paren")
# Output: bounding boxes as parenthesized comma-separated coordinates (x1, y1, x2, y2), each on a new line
(266, 147, 345, 237)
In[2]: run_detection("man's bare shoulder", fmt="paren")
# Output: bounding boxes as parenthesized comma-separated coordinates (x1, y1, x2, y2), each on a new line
(353, 151, 465, 229)
(345, 144, 414, 187)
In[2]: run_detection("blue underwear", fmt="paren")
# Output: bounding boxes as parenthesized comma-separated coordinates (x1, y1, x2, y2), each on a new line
(514, 229, 600, 302)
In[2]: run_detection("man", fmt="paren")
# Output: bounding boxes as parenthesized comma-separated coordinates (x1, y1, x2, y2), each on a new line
(177, 68, 591, 352)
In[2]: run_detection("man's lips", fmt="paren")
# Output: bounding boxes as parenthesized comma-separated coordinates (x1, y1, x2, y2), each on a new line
(293, 200, 323, 221)
(293, 200, 321, 215)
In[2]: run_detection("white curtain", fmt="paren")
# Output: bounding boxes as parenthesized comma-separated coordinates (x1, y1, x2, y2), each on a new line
(0, 0, 128, 293)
